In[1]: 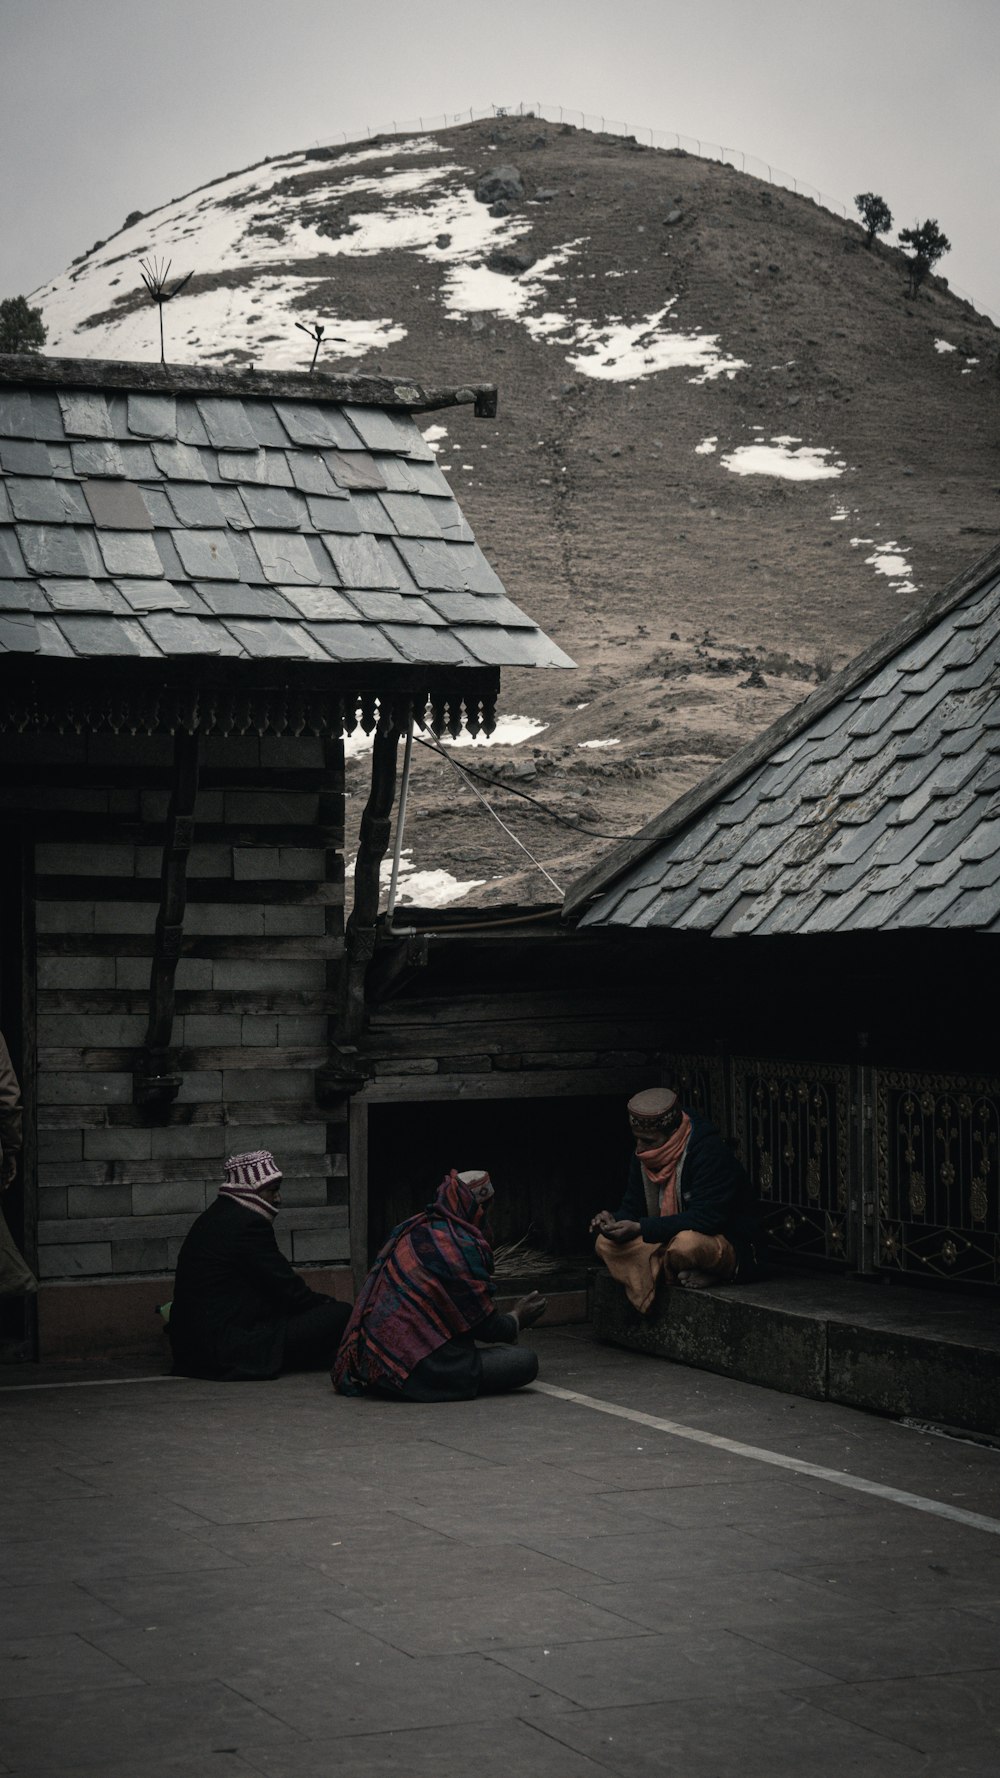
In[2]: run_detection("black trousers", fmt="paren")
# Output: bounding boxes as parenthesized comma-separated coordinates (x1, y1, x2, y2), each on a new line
(281, 1298, 351, 1372)
(477, 1344, 539, 1395)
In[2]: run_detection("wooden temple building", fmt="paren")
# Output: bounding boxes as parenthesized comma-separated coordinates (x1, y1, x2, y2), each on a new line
(0, 352, 571, 1358)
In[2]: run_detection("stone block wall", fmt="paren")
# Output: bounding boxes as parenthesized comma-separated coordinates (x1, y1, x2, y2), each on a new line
(0, 730, 347, 1286)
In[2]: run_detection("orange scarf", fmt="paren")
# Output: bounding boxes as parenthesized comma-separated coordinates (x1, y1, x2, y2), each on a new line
(636, 1113, 692, 1217)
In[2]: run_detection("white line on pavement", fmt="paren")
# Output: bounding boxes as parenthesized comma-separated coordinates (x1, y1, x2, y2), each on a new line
(0, 1374, 188, 1393)
(534, 1381, 1000, 1537)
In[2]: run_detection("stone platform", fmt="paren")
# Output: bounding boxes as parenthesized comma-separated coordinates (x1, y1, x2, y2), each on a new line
(593, 1270, 1000, 1437)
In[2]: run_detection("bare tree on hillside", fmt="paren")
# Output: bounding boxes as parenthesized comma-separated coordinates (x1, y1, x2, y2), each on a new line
(0, 295, 47, 354)
(898, 219, 951, 298)
(855, 192, 893, 249)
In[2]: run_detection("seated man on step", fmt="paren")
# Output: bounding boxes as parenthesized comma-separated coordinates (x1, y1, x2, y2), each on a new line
(590, 1088, 767, 1313)
(168, 1150, 350, 1380)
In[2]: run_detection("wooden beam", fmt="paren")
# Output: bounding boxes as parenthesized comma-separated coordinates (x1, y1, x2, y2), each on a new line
(134, 730, 199, 1111)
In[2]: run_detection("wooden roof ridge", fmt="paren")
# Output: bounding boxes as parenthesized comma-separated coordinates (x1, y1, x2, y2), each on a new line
(0, 353, 498, 417)
(563, 538, 1000, 918)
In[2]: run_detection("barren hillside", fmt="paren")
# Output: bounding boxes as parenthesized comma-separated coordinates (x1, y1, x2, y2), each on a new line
(38, 116, 1000, 904)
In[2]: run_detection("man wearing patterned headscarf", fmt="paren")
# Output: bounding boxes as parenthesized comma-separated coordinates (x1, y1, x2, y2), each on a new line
(167, 1150, 350, 1380)
(590, 1088, 767, 1313)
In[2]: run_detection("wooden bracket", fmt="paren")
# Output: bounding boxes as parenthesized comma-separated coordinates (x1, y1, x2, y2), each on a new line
(134, 728, 200, 1112)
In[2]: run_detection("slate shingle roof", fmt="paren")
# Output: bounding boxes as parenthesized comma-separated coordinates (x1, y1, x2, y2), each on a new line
(0, 358, 572, 679)
(573, 546, 1000, 936)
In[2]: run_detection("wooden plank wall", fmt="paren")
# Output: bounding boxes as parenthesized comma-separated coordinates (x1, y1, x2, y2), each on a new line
(0, 731, 348, 1283)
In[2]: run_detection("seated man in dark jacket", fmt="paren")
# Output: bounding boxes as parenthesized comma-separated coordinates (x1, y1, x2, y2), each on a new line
(590, 1088, 766, 1313)
(168, 1150, 350, 1380)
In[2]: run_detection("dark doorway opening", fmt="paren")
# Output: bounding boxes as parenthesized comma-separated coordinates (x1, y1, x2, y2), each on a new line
(366, 1093, 629, 1283)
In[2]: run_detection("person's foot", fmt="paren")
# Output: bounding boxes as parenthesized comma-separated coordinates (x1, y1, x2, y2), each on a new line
(675, 1268, 718, 1290)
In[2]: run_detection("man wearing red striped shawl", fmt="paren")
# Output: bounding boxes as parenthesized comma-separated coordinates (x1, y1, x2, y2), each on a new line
(333, 1169, 546, 1401)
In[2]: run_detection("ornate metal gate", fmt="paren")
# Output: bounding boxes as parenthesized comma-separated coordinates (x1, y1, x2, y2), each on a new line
(874, 1071, 1000, 1285)
(732, 1058, 851, 1267)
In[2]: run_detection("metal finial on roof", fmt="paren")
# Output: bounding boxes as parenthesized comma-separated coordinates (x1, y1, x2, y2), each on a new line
(138, 257, 194, 365)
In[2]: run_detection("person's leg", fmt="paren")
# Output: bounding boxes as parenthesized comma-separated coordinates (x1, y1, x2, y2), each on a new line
(281, 1298, 352, 1371)
(477, 1344, 539, 1395)
(665, 1229, 737, 1289)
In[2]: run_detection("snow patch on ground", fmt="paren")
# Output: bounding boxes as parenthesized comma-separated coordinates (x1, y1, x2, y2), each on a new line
(934, 339, 957, 353)
(556, 303, 746, 383)
(851, 535, 916, 593)
(380, 848, 485, 907)
(721, 436, 845, 481)
(441, 714, 547, 748)
(421, 423, 448, 453)
(695, 436, 718, 455)
(328, 137, 442, 168)
(578, 738, 621, 750)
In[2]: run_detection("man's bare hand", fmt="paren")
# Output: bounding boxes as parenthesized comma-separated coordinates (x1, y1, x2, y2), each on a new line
(601, 1219, 642, 1245)
(0, 1152, 16, 1192)
(512, 1290, 547, 1331)
(589, 1209, 616, 1235)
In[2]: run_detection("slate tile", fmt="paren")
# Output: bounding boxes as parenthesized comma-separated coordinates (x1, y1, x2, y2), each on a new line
(305, 494, 361, 534)
(136, 484, 175, 527)
(197, 585, 297, 619)
(378, 492, 443, 538)
(152, 528, 187, 579)
(150, 440, 208, 481)
(238, 485, 309, 530)
(18, 524, 103, 577)
(447, 542, 507, 595)
(83, 480, 155, 530)
(375, 455, 423, 492)
(286, 450, 343, 496)
(242, 398, 293, 447)
(0, 529, 27, 576)
(324, 449, 386, 491)
(97, 530, 164, 577)
(70, 438, 127, 477)
(348, 489, 396, 535)
(0, 577, 46, 610)
(0, 612, 39, 652)
(33, 615, 76, 655)
(53, 615, 146, 655)
(393, 536, 470, 592)
(42, 580, 118, 613)
(343, 591, 441, 625)
(429, 495, 476, 541)
(279, 587, 359, 622)
(0, 390, 33, 436)
(127, 393, 177, 440)
(221, 618, 313, 658)
(58, 391, 114, 438)
(46, 441, 75, 477)
(226, 528, 275, 584)
(214, 485, 253, 529)
(175, 398, 211, 446)
(28, 391, 68, 441)
(304, 622, 404, 662)
(172, 529, 241, 580)
(1, 437, 50, 475)
(116, 580, 193, 613)
(323, 533, 398, 588)
(250, 531, 324, 585)
(381, 624, 474, 664)
(4, 477, 70, 524)
(217, 447, 292, 487)
(195, 398, 257, 449)
(274, 401, 358, 449)
(141, 614, 241, 655)
(164, 484, 227, 528)
(341, 403, 430, 456)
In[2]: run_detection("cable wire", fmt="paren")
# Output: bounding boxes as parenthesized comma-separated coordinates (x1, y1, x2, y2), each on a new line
(414, 735, 632, 841)
(430, 744, 565, 896)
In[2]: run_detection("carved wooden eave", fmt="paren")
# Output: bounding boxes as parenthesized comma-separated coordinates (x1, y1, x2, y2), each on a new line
(0, 660, 501, 741)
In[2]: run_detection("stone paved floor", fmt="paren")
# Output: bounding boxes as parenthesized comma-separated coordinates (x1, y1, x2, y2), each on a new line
(2, 1327, 1000, 1776)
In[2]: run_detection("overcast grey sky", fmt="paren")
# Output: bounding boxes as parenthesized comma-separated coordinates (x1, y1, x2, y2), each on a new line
(3, 0, 998, 320)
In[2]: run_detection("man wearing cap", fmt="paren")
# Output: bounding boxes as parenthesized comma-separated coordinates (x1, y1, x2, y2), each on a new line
(167, 1150, 351, 1380)
(589, 1088, 766, 1313)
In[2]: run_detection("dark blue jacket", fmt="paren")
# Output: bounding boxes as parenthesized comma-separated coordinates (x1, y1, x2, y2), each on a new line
(615, 1112, 764, 1251)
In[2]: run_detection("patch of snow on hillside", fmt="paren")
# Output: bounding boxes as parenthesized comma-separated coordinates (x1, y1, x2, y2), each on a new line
(864, 542, 915, 591)
(421, 423, 448, 453)
(442, 243, 583, 322)
(441, 715, 547, 748)
(578, 738, 621, 750)
(934, 339, 957, 353)
(329, 137, 442, 168)
(559, 304, 746, 384)
(695, 437, 718, 455)
(379, 849, 485, 907)
(721, 436, 845, 481)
